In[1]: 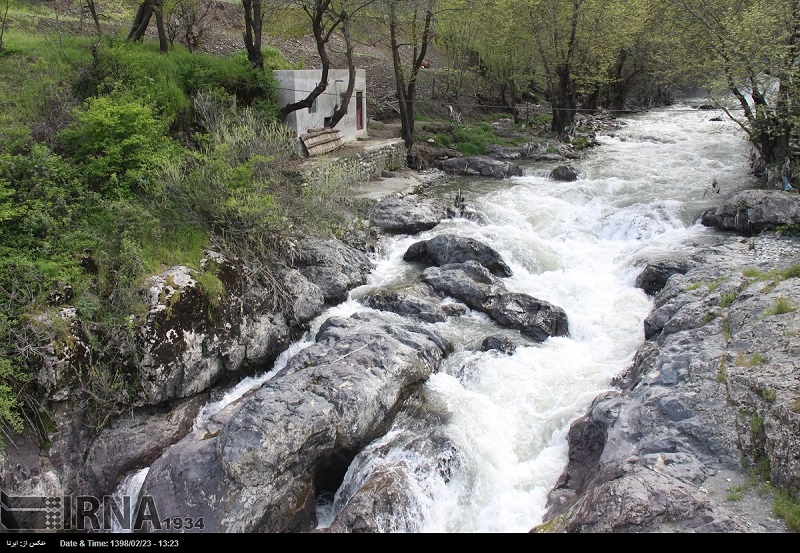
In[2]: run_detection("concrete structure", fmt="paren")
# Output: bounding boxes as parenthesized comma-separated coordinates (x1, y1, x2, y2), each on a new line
(274, 69, 368, 149)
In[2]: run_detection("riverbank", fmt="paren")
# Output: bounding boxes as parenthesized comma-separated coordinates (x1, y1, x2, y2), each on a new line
(536, 193, 800, 531)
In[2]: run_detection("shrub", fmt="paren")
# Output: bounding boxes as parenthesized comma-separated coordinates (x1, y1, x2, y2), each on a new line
(57, 95, 180, 197)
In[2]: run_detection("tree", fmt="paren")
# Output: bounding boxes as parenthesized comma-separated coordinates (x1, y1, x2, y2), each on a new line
(242, 0, 265, 68)
(165, 0, 214, 52)
(84, 0, 102, 36)
(0, 0, 12, 52)
(381, 0, 436, 149)
(678, 0, 799, 177)
(526, 0, 628, 135)
(277, 1, 375, 124)
(128, 0, 170, 53)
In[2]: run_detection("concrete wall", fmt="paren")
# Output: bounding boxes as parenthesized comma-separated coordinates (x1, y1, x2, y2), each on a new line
(274, 69, 368, 144)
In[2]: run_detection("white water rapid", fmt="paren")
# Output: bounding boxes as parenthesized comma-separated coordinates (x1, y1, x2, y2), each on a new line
(313, 104, 757, 532)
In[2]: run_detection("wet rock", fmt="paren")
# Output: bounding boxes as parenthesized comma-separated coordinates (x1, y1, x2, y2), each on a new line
(368, 196, 446, 235)
(439, 156, 523, 179)
(362, 290, 447, 323)
(422, 261, 569, 342)
(550, 165, 579, 182)
(137, 258, 324, 404)
(404, 234, 513, 277)
(324, 426, 465, 533)
(635, 260, 691, 296)
(701, 190, 800, 234)
(480, 335, 516, 354)
(295, 238, 375, 304)
(538, 236, 800, 533)
(138, 311, 452, 533)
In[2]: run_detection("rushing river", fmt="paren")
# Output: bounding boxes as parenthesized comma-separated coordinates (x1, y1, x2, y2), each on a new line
(311, 104, 757, 532)
(115, 104, 757, 533)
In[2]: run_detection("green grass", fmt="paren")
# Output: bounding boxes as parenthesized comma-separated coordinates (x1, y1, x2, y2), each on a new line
(727, 483, 750, 501)
(685, 277, 727, 292)
(722, 316, 732, 340)
(719, 291, 737, 308)
(759, 387, 776, 403)
(736, 351, 766, 367)
(774, 489, 800, 531)
(0, 31, 94, 130)
(701, 311, 718, 324)
(716, 357, 727, 383)
(763, 296, 796, 316)
(432, 122, 525, 155)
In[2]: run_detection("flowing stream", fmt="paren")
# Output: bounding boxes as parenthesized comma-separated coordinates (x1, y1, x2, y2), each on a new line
(311, 104, 757, 531)
(115, 104, 757, 533)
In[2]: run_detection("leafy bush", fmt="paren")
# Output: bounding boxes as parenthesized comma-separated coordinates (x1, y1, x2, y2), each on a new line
(57, 95, 181, 197)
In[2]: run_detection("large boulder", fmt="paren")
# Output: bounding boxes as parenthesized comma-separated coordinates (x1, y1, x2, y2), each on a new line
(550, 165, 579, 182)
(404, 234, 513, 277)
(367, 197, 446, 235)
(439, 156, 523, 179)
(294, 238, 375, 304)
(138, 311, 452, 532)
(701, 190, 800, 234)
(362, 287, 449, 323)
(137, 259, 323, 405)
(422, 261, 569, 342)
(635, 259, 691, 296)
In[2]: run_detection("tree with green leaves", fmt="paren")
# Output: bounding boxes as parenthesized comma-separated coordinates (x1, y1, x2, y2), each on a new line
(526, 0, 635, 134)
(678, 0, 800, 178)
(0, 0, 13, 52)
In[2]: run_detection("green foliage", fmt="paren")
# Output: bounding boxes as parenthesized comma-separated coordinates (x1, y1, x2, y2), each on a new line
(763, 297, 796, 316)
(530, 114, 553, 126)
(773, 489, 800, 531)
(750, 412, 765, 438)
(0, 357, 30, 440)
(775, 224, 800, 237)
(722, 316, 732, 340)
(57, 95, 180, 197)
(759, 387, 776, 403)
(720, 291, 737, 308)
(716, 357, 727, 383)
(75, 40, 280, 132)
(195, 266, 225, 309)
(701, 311, 718, 325)
(726, 483, 749, 501)
(685, 278, 727, 292)
(156, 95, 297, 262)
(432, 122, 524, 155)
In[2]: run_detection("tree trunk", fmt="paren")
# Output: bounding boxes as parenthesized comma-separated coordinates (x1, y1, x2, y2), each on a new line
(242, 0, 264, 69)
(327, 13, 355, 128)
(153, 0, 169, 53)
(85, 0, 102, 36)
(551, 63, 576, 135)
(129, 1, 154, 41)
(278, 1, 336, 119)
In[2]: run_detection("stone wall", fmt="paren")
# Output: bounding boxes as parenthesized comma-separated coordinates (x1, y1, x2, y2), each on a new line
(292, 139, 408, 188)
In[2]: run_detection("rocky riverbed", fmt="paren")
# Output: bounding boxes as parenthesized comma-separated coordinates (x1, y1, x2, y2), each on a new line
(535, 190, 800, 532)
(2, 184, 799, 533)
